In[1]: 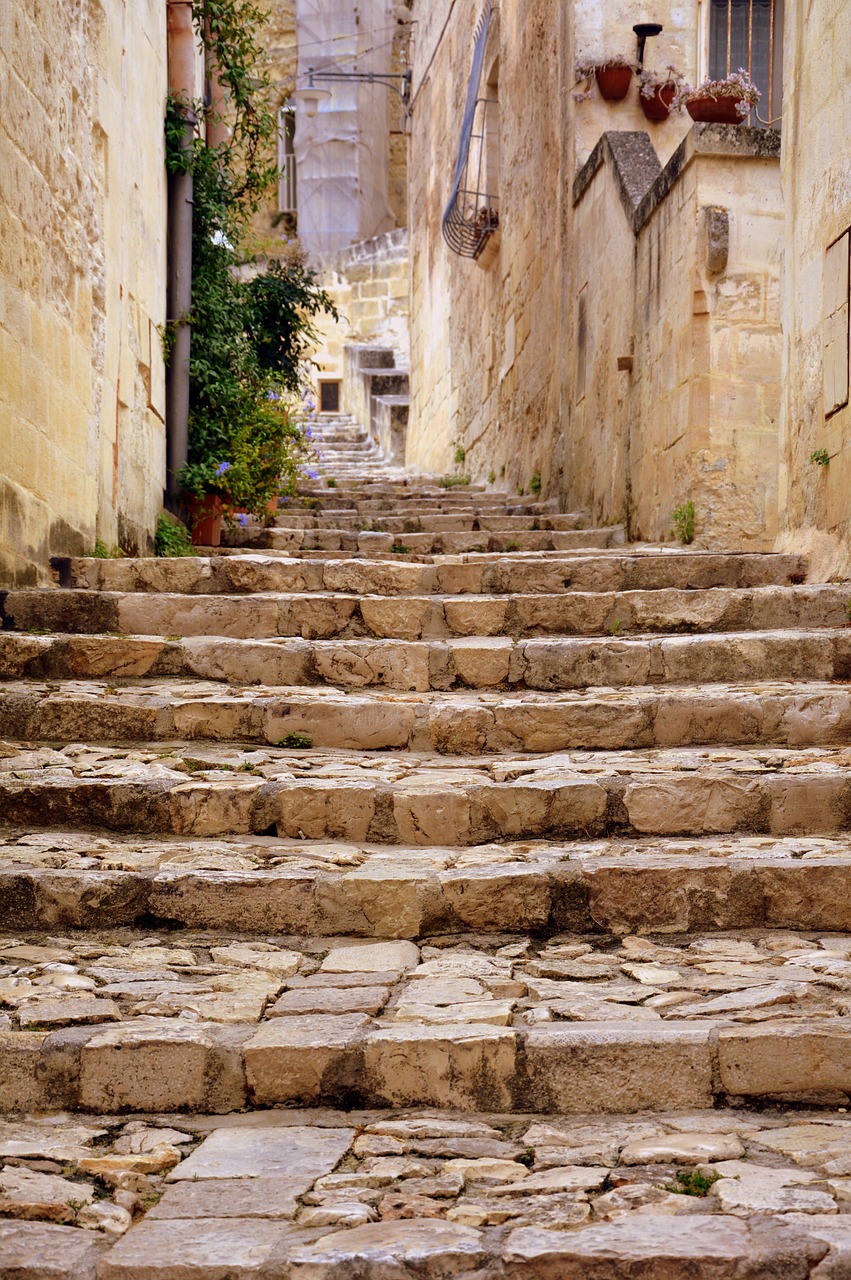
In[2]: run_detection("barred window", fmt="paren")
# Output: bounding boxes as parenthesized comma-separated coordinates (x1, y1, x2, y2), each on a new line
(708, 0, 784, 125)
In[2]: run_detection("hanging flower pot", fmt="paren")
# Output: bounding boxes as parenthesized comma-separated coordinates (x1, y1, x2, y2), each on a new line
(639, 82, 677, 121)
(686, 93, 749, 123)
(595, 63, 634, 101)
(675, 71, 760, 125)
(188, 494, 223, 547)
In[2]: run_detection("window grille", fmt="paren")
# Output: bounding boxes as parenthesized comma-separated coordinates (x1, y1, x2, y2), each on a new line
(442, 3, 499, 259)
(277, 106, 297, 215)
(708, 0, 783, 125)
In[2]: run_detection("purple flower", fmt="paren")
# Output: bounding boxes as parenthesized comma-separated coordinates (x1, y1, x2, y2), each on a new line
(305, 426, 314, 440)
(215, 461, 231, 477)
(237, 512, 248, 527)
(267, 389, 279, 401)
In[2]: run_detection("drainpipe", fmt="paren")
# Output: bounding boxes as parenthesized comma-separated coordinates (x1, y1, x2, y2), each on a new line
(205, 29, 230, 152)
(165, 0, 196, 505)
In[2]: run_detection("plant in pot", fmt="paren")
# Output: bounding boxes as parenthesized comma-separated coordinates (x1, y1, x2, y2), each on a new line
(638, 65, 685, 122)
(674, 69, 760, 124)
(178, 459, 232, 547)
(575, 55, 636, 102)
(224, 386, 314, 529)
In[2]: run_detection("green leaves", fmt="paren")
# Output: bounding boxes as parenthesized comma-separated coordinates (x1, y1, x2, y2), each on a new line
(164, 0, 335, 522)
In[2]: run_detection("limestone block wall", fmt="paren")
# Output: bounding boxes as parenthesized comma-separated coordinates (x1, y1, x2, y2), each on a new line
(569, 126, 783, 548)
(572, 0, 700, 171)
(309, 229, 410, 402)
(0, 0, 167, 585)
(406, 0, 565, 493)
(776, 0, 851, 579)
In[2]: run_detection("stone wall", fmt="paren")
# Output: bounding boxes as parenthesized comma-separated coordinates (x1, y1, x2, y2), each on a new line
(406, 0, 565, 492)
(406, 0, 787, 542)
(0, 0, 167, 585)
(309, 229, 410, 404)
(570, 126, 783, 548)
(776, 0, 851, 579)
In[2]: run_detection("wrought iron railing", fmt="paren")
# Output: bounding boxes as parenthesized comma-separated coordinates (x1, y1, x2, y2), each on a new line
(442, 3, 500, 259)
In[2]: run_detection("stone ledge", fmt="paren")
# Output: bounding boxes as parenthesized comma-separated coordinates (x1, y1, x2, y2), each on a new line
(574, 124, 781, 236)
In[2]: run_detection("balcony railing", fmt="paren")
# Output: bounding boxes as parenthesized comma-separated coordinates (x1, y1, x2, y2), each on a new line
(442, 3, 499, 259)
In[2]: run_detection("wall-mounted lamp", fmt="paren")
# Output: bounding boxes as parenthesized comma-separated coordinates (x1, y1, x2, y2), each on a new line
(633, 22, 664, 71)
(292, 66, 413, 119)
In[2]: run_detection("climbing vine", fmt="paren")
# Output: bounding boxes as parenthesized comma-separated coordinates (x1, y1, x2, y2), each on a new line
(164, 0, 338, 519)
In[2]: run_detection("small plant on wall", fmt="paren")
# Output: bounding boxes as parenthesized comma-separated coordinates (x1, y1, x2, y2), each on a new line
(574, 55, 636, 102)
(810, 449, 831, 466)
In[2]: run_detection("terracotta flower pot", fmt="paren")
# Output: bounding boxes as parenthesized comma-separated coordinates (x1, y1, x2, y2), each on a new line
(266, 495, 279, 515)
(685, 93, 748, 124)
(639, 83, 677, 122)
(595, 64, 633, 101)
(188, 494, 223, 547)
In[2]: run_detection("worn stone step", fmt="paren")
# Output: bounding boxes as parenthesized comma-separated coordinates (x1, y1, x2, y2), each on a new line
(1, 742, 850, 842)
(3, 828, 851, 935)
(1, 1105, 849, 1278)
(266, 513, 586, 533)
(3, 925, 851, 1116)
(6, 582, 848, 642)
(48, 551, 811, 598)
(230, 527, 625, 554)
(6, 630, 851, 694)
(6, 680, 851, 754)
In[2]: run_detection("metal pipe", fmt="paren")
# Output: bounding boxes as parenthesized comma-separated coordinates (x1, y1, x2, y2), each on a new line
(165, 0, 196, 504)
(205, 22, 230, 151)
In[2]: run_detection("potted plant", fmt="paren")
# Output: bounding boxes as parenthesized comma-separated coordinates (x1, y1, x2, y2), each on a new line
(179, 460, 233, 547)
(638, 65, 684, 122)
(575, 55, 635, 102)
(674, 69, 760, 124)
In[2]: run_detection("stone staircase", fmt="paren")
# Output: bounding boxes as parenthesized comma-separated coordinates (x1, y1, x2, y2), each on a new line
(2, 415, 851, 1274)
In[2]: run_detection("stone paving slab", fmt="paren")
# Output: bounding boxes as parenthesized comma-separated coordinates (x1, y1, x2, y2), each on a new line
(4, 1106, 851, 1275)
(6, 678, 851, 753)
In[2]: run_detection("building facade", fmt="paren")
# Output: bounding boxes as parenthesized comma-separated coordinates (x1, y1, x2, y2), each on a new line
(1, 0, 169, 584)
(406, 0, 818, 553)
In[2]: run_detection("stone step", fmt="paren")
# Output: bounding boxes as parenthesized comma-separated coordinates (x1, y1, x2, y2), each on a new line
(6, 583, 846, 641)
(3, 828, 851, 935)
(265, 514, 586, 532)
(3, 925, 851, 1117)
(2, 1106, 850, 1278)
(6, 680, 851, 754)
(49, 551, 810, 597)
(231, 528, 624, 555)
(0, 742, 849, 842)
(7, 629, 851, 693)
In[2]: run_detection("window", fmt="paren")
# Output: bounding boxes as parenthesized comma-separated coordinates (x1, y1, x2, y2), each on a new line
(277, 105, 297, 217)
(319, 380, 341, 413)
(824, 231, 850, 418)
(708, 0, 784, 125)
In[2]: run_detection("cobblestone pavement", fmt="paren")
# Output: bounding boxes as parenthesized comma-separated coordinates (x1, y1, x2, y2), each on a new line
(3, 415, 851, 1275)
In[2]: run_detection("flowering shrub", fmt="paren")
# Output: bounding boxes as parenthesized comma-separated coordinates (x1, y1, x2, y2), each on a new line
(673, 69, 760, 117)
(164, 0, 334, 524)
